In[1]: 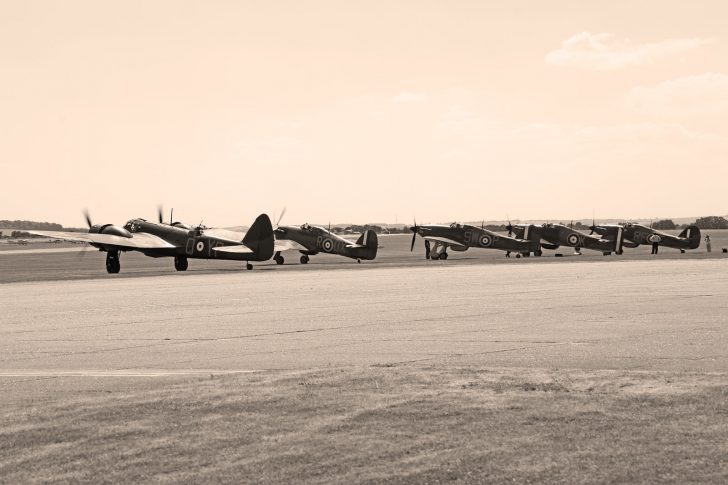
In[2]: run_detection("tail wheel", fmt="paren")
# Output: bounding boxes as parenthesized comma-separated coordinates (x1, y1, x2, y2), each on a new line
(300, 255, 309, 264)
(246, 263, 253, 270)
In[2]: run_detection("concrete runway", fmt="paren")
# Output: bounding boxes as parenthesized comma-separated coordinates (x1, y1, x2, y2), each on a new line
(2, 259, 726, 385)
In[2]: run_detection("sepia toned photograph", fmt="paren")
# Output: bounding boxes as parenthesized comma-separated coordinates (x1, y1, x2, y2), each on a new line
(1, 1, 727, 483)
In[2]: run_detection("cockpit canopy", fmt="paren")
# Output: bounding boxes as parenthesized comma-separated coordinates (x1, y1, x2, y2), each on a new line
(449, 222, 462, 229)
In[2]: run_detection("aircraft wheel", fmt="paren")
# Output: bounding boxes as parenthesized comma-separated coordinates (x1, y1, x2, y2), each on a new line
(275, 255, 284, 265)
(516, 253, 521, 259)
(440, 252, 448, 260)
(603, 252, 611, 256)
(300, 255, 309, 264)
(246, 263, 253, 270)
(357, 259, 361, 264)
(106, 252, 120, 274)
(174, 256, 188, 271)
(534, 250, 542, 257)
(680, 249, 685, 254)
(430, 254, 440, 260)
(616, 250, 623, 255)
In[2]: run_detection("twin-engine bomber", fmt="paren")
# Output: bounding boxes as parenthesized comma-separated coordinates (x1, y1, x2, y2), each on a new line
(28, 212, 275, 273)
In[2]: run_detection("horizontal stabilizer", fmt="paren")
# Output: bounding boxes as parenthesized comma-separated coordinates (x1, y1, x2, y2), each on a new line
(212, 244, 254, 254)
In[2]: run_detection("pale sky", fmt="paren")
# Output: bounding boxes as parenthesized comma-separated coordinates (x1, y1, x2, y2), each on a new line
(2, 1, 727, 227)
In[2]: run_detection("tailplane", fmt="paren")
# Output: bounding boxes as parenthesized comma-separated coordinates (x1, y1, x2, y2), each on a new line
(242, 214, 275, 261)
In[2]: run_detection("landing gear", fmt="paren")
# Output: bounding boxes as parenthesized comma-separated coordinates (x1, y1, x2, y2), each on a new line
(680, 249, 685, 254)
(534, 250, 542, 257)
(274, 251, 284, 265)
(300, 255, 310, 264)
(440, 252, 448, 260)
(516, 253, 521, 259)
(174, 256, 188, 271)
(246, 263, 253, 270)
(105, 251, 120, 274)
(424, 240, 431, 260)
(357, 259, 361, 264)
(603, 252, 611, 256)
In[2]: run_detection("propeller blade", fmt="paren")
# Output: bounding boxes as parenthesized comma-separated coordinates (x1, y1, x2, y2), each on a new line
(276, 207, 287, 227)
(157, 205, 164, 224)
(424, 240, 431, 259)
(410, 230, 417, 251)
(83, 209, 93, 228)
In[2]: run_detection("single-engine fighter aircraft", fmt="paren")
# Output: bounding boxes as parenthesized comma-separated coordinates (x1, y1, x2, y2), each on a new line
(409, 222, 543, 259)
(507, 222, 625, 255)
(590, 222, 700, 253)
(272, 223, 378, 264)
(27, 211, 275, 273)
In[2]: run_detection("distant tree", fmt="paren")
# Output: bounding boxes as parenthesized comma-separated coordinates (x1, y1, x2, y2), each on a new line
(694, 216, 728, 229)
(652, 219, 676, 230)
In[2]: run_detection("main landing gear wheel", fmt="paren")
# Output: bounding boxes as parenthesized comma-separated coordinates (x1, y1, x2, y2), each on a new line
(440, 252, 448, 260)
(274, 252, 284, 265)
(174, 256, 188, 271)
(105, 251, 120, 274)
(534, 250, 542, 257)
(300, 255, 310, 264)
(516, 253, 521, 259)
(246, 263, 253, 271)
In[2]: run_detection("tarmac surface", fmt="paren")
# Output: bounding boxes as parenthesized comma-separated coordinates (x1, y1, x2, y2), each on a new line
(2, 255, 727, 400)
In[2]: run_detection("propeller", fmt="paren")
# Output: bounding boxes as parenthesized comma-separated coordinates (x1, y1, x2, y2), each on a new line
(481, 219, 485, 230)
(589, 217, 596, 235)
(410, 218, 419, 251)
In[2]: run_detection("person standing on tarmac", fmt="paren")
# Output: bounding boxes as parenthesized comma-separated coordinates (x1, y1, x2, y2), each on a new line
(705, 235, 712, 253)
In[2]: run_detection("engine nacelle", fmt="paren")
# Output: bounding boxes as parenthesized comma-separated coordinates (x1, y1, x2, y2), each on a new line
(91, 224, 132, 238)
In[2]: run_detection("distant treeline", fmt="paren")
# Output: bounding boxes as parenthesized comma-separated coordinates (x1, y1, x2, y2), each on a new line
(0, 220, 64, 231)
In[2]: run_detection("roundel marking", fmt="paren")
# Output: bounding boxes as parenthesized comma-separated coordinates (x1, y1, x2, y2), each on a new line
(479, 235, 492, 247)
(567, 234, 580, 246)
(648, 234, 662, 243)
(196, 241, 205, 252)
(322, 238, 334, 252)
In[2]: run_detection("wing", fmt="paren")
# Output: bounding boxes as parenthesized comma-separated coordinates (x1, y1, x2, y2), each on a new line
(274, 239, 308, 252)
(423, 236, 464, 246)
(27, 230, 175, 250)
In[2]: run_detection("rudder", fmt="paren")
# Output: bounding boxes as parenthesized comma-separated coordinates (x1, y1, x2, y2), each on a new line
(354, 230, 378, 260)
(679, 225, 701, 249)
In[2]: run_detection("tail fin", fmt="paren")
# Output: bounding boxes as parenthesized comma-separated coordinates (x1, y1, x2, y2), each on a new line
(353, 230, 378, 260)
(524, 224, 542, 252)
(679, 225, 701, 249)
(242, 214, 274, 261)
(603, 226, 625, 254)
